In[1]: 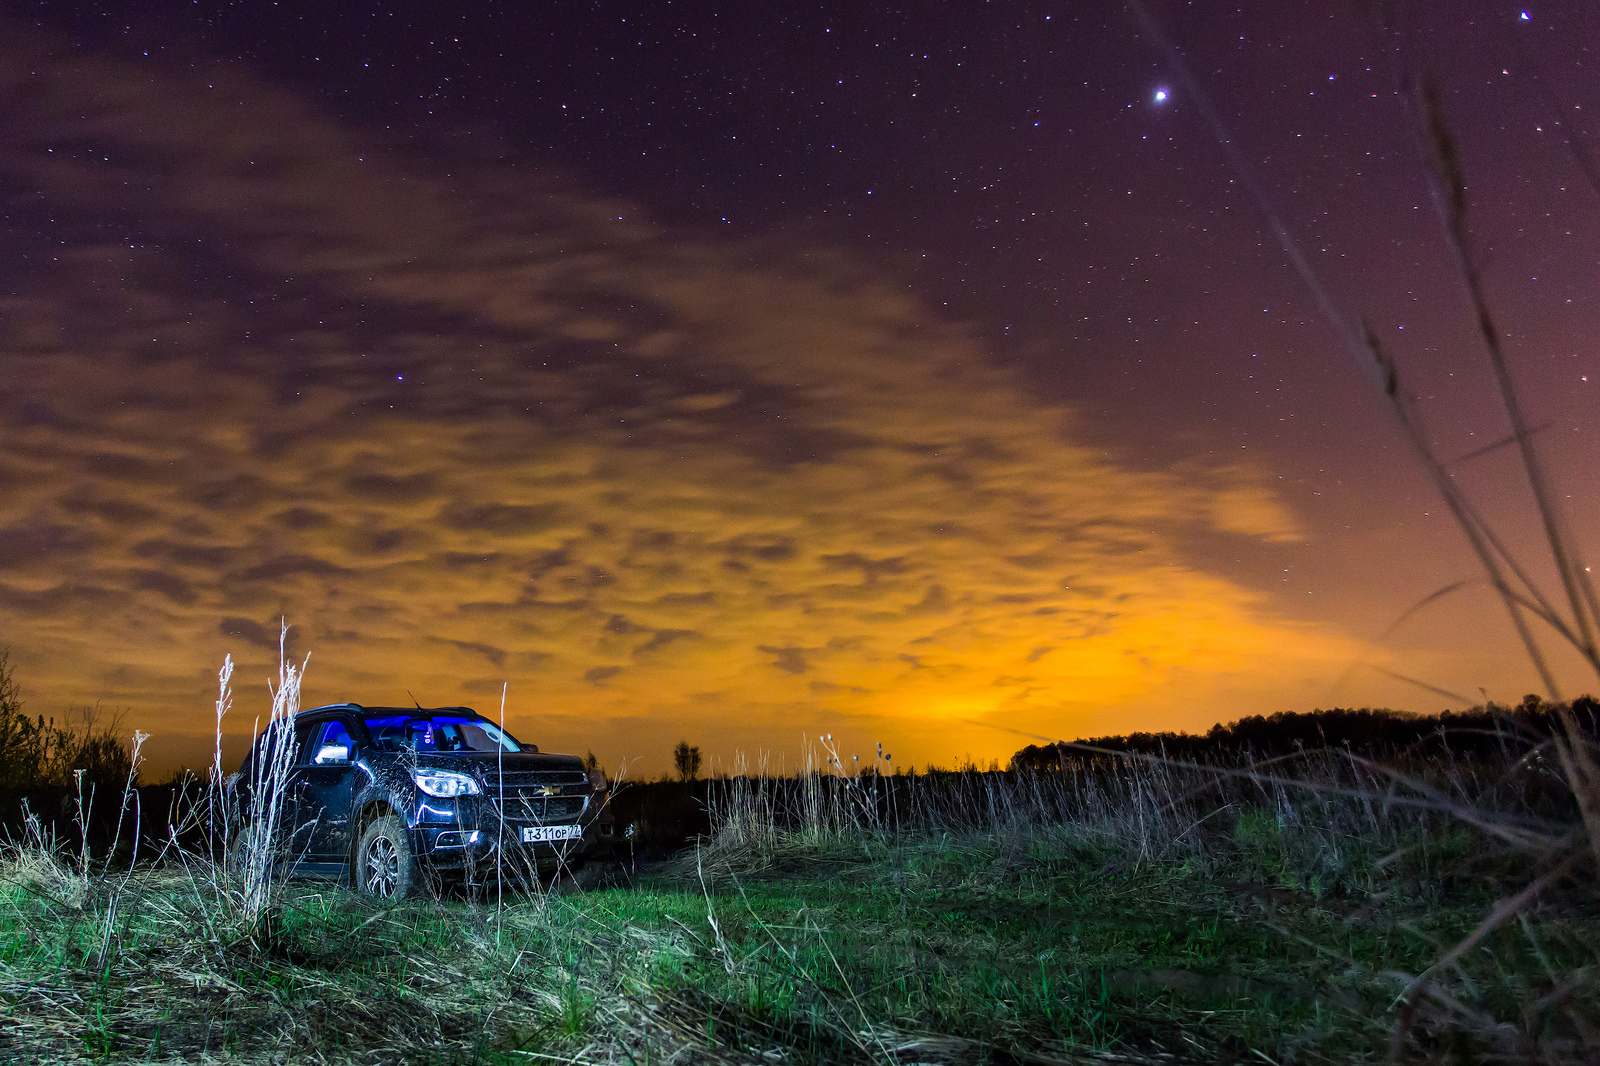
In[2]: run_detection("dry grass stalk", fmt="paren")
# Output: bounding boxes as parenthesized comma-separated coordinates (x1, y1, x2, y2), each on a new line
(1118, 4, 1600, 1057)
(0, 800, 85, 911)
(229, 632, 307, 930)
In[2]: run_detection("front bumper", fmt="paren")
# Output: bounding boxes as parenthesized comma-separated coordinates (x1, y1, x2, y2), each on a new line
(408, 791, 616, 877)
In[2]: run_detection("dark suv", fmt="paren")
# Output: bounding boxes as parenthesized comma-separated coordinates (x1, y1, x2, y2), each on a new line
(231, 703, 613, 897)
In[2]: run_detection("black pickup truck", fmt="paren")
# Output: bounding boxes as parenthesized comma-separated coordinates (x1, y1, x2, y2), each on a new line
(230, 703, 614, 896)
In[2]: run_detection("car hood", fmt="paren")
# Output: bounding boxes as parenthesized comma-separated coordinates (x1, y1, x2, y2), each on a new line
(411, 751, 587, 777)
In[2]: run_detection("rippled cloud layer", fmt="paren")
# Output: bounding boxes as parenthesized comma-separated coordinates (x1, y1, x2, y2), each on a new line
(0, 33, 1361, 772)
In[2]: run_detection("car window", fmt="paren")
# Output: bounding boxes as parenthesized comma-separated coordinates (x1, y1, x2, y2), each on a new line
(239, 720, 306, 775)
(363, 714, 523, 753)
(290, 721, 317, 762)
(304, 720, 355, 765)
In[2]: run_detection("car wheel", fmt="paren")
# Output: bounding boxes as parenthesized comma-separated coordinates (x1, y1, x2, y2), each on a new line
(226, 819, 278, 878)
(224, 822, 250, 879)
(354, 815, 419, 898)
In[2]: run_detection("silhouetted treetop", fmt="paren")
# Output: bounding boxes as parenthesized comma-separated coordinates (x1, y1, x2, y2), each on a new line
(1010, 699, 1599, 770)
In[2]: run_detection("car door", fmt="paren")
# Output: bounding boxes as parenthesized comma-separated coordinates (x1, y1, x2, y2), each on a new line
(272, 719, 321, 861)
(237, 718, 315, 863)
(294, 718, 361, 864)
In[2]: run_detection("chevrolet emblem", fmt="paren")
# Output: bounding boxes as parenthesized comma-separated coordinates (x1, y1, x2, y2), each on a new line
(533, 785, 560, 797)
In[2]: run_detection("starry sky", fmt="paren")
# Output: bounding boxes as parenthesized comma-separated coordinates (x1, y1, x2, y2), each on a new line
(2, 1, 1596, 778)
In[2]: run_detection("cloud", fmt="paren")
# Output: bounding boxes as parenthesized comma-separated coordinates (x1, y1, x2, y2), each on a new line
(436, 639, 508, 668)
(232, 555, 353, 583)
(0, 27, 1365, 774)
(343, 471, 440, 505)
(636, 629, 699, 657)
(759, 646, 813, 676)
(440, 503, 565, 537)
(130, 570, 197, 604)
(218, 617, 279, 650)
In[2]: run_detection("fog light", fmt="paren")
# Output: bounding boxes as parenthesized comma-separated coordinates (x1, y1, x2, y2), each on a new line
(434, 830, 482, 849)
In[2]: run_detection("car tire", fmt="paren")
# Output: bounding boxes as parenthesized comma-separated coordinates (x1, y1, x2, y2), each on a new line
(226, 819, 279, 878)
(354, 815, 420, 898)
(224, 821, 250, 880)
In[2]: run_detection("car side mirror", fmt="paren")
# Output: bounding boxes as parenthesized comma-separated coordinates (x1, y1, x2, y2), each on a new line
(313, 743, 350, 765)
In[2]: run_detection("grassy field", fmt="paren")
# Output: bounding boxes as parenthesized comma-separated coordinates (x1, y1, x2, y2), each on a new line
(3, 744, 1597, 1065)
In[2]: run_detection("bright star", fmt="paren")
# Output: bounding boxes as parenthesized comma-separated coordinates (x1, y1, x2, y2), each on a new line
(1153, 88, 1169, 104)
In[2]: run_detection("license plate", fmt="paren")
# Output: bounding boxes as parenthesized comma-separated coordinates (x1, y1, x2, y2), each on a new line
(522, 825, 582, 843)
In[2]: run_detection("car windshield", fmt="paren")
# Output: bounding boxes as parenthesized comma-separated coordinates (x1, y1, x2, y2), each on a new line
(363, 714, 524, 754)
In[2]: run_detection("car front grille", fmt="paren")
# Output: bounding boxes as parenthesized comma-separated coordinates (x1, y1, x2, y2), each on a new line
(477, 770, 590, 826)
(481, 770, 590, 793)
(487, 794, 587, 825)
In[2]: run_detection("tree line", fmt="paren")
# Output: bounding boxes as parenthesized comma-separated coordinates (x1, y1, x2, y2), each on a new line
(1009, 698, 1600, 770)
(0, 649, 134, 795)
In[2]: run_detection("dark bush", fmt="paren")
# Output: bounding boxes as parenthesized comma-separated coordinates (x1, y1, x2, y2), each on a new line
(0, 649, 138, 852)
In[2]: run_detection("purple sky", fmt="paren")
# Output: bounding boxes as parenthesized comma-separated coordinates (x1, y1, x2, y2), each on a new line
(1, 1, 1596, 777)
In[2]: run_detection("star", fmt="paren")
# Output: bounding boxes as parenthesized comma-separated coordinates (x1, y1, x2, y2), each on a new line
(1152, 87, 1169, 104)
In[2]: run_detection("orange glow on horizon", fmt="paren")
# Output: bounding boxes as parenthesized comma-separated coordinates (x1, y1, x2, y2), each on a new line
(3, 33, 1590, 782)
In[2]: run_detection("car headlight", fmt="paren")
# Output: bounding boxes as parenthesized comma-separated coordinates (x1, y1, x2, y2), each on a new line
(411, 768, 481, 798)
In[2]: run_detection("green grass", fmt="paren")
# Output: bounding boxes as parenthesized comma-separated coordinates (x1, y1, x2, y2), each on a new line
(3, 801, 1592, 1064)
(605, 830, 1500, 1062)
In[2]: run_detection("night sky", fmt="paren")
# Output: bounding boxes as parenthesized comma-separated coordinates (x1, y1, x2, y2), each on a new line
(2, 1, 1596, 778)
